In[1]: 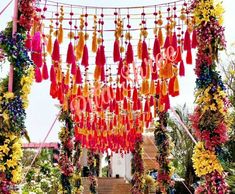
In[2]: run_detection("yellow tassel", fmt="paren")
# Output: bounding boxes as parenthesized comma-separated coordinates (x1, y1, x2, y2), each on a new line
(150, 80, 155, 95)
(137, 39, 142, 59)
(161, 80, 167, 96)
(58, 24, 63, 44)
(83, 83, 89, 97)
(158, 28, 164, 47)
(47, 35, 53, 55)
(174, 76, 179, 92)
(65, 69, 70, 85)
(72, 84, 77, 95)
(92, 34, 97, 53)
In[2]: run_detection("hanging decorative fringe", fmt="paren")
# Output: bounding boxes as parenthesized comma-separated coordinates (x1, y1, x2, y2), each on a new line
(25, 32, 32, 50)
(164, 35, 170, 49)
(76, 65, 83, 84)
(153, 37, 160, 60)
(92, 33, 97, 53)
(71, 61, 77, 75)
(66, 42, 75, 64)
(50, 65, 56, 83)
(42, 62, 49, 80)
(137, 39, 142, 59)
(126, 42, 134, 64)
(31, 32, 42, 68)
(47, 35, 53, 55)
(175, 46, 182, 63)
(184, 29, 191, 51)
(152, 62, 158, 80)
(179, 60, 185, 76)
(52, 39, 60, 62)
(192, 30, 197, 49)
(100, 45, 106, 66)
(81, 44, 89, 67)
(75, 32, 85, 60)
(58, 24, 64, 44)
(113, 39, 121, 62)
(35, 66, 42, 83)
(186, 47, 192, 65)
(142, 40, 149, 61)
(158, 28, 164, 47)
(172, 32, 178, 51)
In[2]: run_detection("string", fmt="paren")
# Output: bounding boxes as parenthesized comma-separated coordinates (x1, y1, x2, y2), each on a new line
(0, 0, 13, 16)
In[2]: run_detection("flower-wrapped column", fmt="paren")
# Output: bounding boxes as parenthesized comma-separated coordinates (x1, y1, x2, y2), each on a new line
(190, 0, 229, 193)
(87, 150, 97, 194)
(154, 112, 173, 194)
(131, 135, 144, 194)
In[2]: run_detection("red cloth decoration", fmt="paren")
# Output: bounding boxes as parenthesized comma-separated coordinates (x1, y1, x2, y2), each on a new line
(31, 32, 42, 68)
(153, 37, 161, 60)
(179, 60, 185, 76)
(118, 58, 123, 75)
(66, 42, 75, 64)
(52, 39, 60, 62)
(113, 39, 121, 62)
(81, 44, 89, 67)
(184, 29, 191, 51)
(142, 40, 149, 60)
(101, 66, 105, 82)
(126, 42, 134, 64)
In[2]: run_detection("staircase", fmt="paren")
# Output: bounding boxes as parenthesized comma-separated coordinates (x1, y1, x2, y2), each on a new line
(82, 177, 131, 194)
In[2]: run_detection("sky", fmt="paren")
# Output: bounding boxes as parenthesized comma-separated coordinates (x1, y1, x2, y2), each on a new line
(0, 0, 235, 143)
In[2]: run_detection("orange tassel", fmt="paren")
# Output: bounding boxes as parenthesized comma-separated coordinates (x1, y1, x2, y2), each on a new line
(92, 33, 97, 53)
(65, 69, 70, 85)
(150, 80, 155, 95)
(174, 76, 179, 94)
(58, 24, 63, 44)
(137, 39, 142, 59)
(161, 80, 167, 96)
(94, 65, 101, 81)
(158, 28, 164, 47)
(47, 35, 53, 54)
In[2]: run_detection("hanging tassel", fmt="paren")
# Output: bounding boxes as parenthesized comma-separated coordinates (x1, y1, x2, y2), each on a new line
(192, 30, 197, 49)
(94, 65, 101, 81)
(144, 98, 149, 113)
(132, 87, 138, 103)
(31, 32, 42, 67)
(50, 65, 56, 83)
(164, 35, 170, 49)
(156, 80, 161, 95)
(172, 32, 177, 51)
(35, 66, 42, 83)
(47, 35, 53, 55)
(137, 39, 142, 59)
(126, 42, 134, 64)
(32, 52, 42, 68)
(164, 94, 170, 111)
(142, 40, 149, 61)
(42, 62, 49, 80)
(186, 47, 192, 65)
(173, 76, 179, 96)
(152, 62, 158, 80)
(150, 80, 155, 95)
(101, 66, 105, 82)
(65, 69, 70, 85)
(50, 82, 57, 98)
(25, 32, 32, 50)
(118, 59, 123, 75)
(184, 29, 191, 51)
(71, 61, 77, 75)
(113, 39, 121, 62)
(75, 32, 85, 60)
(95, 47, 101, 66)
(100, 45, 106, 66)
(123, 97, 128, 110)
(175, 46, 182, 63)
(83, 83, 89, 97)
(179, 60, 185, 76)
(66, 42, 75, 64)
(153, 37, 161, 60)
(168, 77, 174, 96)
(76, 66, 82, 84)
(161, 80, 167, 96)
(81, 44, 89, 67)
(158, 28, 164, 47)
(58, 24, 63, 44)
(92, 33, 97, 53)
(150, 96, 154, 107)
(52, 39, 60, 61)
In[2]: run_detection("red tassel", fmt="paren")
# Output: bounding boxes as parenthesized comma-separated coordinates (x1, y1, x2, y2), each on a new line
(152, 62, 158, 80)
(71, 61, 77, 75)
(42, 62, 49, 80)
(128, 84, 131, 98)
(186, 48, 192, 65)
(132, 87, 138, 103)
(116, 86, 121, 101)
(25, 32, 32, 50)
(144, 98, 149, 112)
(179, 60, 185, 76)
(164, 94, 170, 111)
(35, 66, 42, 83)
(50, 65, 56, 83)
(126, 42, 134, 64)
(100, 45, 106, 66)
(113, 39, 120, 62)
(172, 32, 177, 51)
(81, 44, 89, 67)
(123, 97, 128, 110)
(95, 47, 101, 66)
(184, 29, 191, 51)
(66, 42, 75, 64)
(118, 58, 123, 75)
(137, 98, 142, 110)
(156, 80, 161, 95)
(150, 96, 154, 107)
(86, 99, 92, 113)
(101, 66, 105, 82)
(153, 37, 161, 60)
(142, 40, 149, 61)
(32, 32, 41, 52)
(76, 65, 83, 84)
(164, 35, 170, 49)
(168, 77, 175, 96)
(50, 82, 57, 98)
(52, 39, 60, 61)
(192, 30, 197, 49)
(115, 103, 119, 115)
(175, 46, 182, 63)
(32, 52, 42, 68)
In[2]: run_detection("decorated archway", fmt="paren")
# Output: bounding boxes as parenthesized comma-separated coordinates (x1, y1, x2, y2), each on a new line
(0, 0, 230, 193)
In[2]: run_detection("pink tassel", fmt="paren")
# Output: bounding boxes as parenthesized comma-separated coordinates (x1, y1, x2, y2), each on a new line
(42, 62, 49, 80)
(172, 32, 177, 51)
(126, 42, 134, 64)
(32, 52, 42, 68)
(184, 29, 191, 51)
(113, 39, 120, 62)
(50, 65, 56, 83)
(25, 32, 32, 50)
(76, 65, 83, 84)
(192, 30, 197, 49)
(95, 47, 101, 66)
(81, 44, 89, 67)
(35, 66, 42, 83)
(71, 61, 77, 75)
(164, 35, 170, 49)
(153, 37, 160, 60)
(179, 60, 185, 76)
(142, 40, 149, 61)
(52, 39, 60, 61)
(31, 32, 42, 67)
(100, 45, 106, 66)
(186, 48, 192, 65)
(66, 42, 75, 64)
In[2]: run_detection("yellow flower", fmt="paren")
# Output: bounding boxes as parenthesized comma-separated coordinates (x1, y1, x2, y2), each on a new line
(11, 166, 22, 183)
(6, 159, 18, 168)
(0, 144, 10, 154)
(3, 92, 14, 99)
(0, 164, 6, 172)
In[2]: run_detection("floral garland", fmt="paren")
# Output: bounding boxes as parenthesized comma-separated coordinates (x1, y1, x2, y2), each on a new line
(0, 0, 36, 192)
(190, 0, 229, 193)
(58, 110, 74, 194)
(87, 150, 97, 194)
(154, 112, 173, 194)
(131, 135, 144, 194)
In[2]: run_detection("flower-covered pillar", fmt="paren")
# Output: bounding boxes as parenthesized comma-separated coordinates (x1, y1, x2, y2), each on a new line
(87, 150, 97, 194)
(154, 112, 173, 194)
(131, 135, 144, 194)
(0, 0, 36, 192)
(190, 0, 229, 193)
